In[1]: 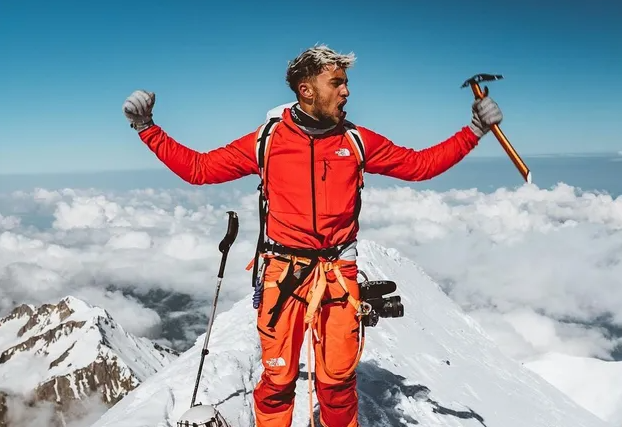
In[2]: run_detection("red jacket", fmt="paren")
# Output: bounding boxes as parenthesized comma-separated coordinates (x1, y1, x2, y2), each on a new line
(138, 108, 479, 249)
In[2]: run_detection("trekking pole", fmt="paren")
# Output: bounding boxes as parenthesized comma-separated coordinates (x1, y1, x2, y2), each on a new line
(461, 73, 532, 184)
(190, 211, 239, 408)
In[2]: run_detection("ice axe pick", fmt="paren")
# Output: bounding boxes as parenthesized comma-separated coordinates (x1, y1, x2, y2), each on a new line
(461, 73, 532, 184)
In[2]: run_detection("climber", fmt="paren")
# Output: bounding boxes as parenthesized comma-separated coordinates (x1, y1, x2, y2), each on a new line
(122, 44, 502, 427)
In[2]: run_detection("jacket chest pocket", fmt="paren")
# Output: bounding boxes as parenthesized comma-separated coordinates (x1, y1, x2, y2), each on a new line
(317, 156, 360, 218)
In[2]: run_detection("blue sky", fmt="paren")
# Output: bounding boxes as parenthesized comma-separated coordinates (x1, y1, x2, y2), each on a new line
(1, 0, 621, 174)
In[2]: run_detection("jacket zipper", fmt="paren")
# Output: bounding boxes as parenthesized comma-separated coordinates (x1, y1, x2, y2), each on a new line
(309, 136, 318, 235)
(322, 159, 330, 181)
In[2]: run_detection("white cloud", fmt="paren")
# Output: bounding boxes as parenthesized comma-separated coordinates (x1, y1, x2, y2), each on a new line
(1, 182, 622, 364)
(0, 214, 20, 230)
(5, 394, 56, 427)
(4, 391, 109, 427)
(0, 187, 260, 346)
(71, 288, 163, 339)
(357, 183, 622, 360)
(469, 308, 619, 362)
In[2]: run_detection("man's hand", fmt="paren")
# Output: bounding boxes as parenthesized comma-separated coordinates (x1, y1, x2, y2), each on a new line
(123, 90, 156, 132)
(469, 97, 503, 138)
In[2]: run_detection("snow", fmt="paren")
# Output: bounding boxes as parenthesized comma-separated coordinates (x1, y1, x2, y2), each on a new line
(525, 352, 622, 425)
(0, 295, 177, 398)
(90, 240, 610, 427)
(0, 307, 32, 352)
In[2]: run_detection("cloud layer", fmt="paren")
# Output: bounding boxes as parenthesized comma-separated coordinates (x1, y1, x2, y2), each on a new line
(1, 182, 622, 361)
(359, 184, 622, 360)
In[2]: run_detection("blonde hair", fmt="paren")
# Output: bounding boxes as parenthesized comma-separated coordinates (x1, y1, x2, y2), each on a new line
(286, 44, 356, 95)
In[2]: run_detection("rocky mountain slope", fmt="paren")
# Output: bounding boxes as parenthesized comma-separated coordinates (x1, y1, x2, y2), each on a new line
(0, 296, 178, 426)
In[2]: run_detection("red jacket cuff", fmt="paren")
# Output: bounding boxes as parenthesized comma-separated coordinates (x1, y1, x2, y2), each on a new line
(462, 125, 480, 146)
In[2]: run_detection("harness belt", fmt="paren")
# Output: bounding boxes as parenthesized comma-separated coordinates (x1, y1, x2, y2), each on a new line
(262, 255, 361, 328)
(249, 240, 358, 327)
(260, 240, 354, 261)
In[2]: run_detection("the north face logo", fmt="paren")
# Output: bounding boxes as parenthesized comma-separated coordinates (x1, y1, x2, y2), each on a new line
(335, 148, 351, 157)
(266, 357, 286, 367)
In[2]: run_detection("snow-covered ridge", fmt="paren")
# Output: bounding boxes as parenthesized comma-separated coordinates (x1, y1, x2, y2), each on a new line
(0, 295, 179, 425)
(91, 240, 611, 427)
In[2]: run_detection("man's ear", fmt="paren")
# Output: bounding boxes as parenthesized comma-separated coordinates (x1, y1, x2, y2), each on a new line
(297, 79, 314, 102)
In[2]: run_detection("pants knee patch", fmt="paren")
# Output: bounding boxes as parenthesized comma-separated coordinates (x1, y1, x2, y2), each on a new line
(254, 374, 297, 413)
(315, 376, 359, 427)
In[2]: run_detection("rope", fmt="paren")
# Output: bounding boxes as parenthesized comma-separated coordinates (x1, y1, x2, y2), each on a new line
(308, 324, 315, 427)
(304, 261, 366, 426)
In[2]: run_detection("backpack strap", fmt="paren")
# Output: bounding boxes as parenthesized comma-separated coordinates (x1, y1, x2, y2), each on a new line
(343, 121, 366, 191)
(250, 117, 281, 289)
(256, 117, 282, 186)
(343, 121, 366, 226)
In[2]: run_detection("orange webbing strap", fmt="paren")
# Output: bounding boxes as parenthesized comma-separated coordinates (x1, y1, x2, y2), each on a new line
(304, 262, 366, 427)
(260, 255, 310, 290)
(312, 264, 365, 382)
(299, 261, 366, 374)
(304, 264, 326, 324)
(303, 261, 324, 427)
(304, 261, 331, 427)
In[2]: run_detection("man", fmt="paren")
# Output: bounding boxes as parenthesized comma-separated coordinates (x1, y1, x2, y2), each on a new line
(122, 44, 502, 427)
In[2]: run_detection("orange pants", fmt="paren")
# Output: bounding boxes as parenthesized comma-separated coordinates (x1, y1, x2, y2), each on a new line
(253, 257, 361, 427)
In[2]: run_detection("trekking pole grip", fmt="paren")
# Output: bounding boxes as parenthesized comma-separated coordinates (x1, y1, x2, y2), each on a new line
(218, 211, 239, 278)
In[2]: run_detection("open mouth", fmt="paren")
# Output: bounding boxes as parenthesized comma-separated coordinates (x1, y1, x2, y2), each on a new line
(337, 100, 347, 112)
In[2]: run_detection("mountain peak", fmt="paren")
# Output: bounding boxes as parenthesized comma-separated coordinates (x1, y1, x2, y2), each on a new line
(59, 295, 94, 312)
(0, 295, 178, 426)
(0, 304, 34, 328)
(9, 295, 105, 339)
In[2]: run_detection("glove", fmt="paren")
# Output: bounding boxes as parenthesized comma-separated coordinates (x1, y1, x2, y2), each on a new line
(469, 96, 503, 138)
(123, 90, 156, 132)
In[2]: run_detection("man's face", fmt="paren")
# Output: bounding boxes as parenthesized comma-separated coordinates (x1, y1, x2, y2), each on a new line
(304, 66, 350, 124)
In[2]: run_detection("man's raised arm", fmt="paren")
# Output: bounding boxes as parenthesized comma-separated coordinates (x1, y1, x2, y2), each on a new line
(123, 90, 258, 185)
(361, 96, 503, 181)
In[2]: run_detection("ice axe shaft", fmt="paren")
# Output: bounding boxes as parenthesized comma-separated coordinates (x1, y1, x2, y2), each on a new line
(462, 74, 532, 184)
(190, 211, 239, 408)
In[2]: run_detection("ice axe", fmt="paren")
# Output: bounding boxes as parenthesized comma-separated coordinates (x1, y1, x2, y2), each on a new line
(177, 211, 239, 427)
(461, 73, 532, 184)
